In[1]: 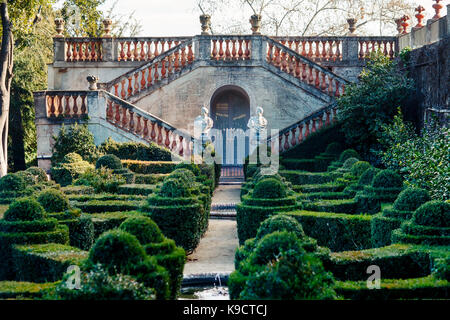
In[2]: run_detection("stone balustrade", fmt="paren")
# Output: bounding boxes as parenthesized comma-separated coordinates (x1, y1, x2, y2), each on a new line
(271, 37, 344, 62)
(210, 36, 252, 61)
(45, 91, 91, 117)
(268, 102, 338, 154)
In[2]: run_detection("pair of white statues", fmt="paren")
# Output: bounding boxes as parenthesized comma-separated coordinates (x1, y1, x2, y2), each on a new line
(194, 106, 267, 136)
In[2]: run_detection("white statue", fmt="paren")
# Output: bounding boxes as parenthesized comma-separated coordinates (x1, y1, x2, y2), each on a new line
(247, 106, 268, 133)
(194, 106, 214, 139)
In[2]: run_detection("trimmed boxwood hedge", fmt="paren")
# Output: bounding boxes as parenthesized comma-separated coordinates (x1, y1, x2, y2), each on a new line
(71, 199, 143, 213)
(117, 184, 156, 196)
(303, 199, 359, 214)
(12, 243, 88, 283)
(371, 214, 403, 248)
(280, 170, 334, 186)
(323, 244, 430, 281)
(294, 182, 346, 193)
(90, 211, 143, 238)
(134, 173, 169, 185)
(297, 191, 352, 201)
(0, 281, 57, 299)
(282, 210, 373, 252)
(122, 160, 178, 174)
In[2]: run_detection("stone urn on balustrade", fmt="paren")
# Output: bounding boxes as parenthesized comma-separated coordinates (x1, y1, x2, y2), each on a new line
(200, 14, 211, 35)
(250, 14, 262, 34)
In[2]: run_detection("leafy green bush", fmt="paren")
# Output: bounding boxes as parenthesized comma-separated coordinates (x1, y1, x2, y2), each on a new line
(280, 171, 333, 185)
(16, 171, 36, 185)
(99, 138, 173, 161)
(37, 189, 70, 213)
(25, 167, 48, 183)
(252, 178, 287, 199)
(393, 188, 431, 212)
(413, 201, 450, 228)
(159, 178, 191, 198)
(119, 217, 164, 245)
(370, 214, 403, 248)
(379, 111, 449, 200)
(4, 198, 45, 222)
(358, 167, 381, 186)
(350, 161, 371, 177)
(0, 173, 26, 193)
(74, 168, 125, 193)
(96, 154, 123, 170)
(51, 153, 94, 186)
(342, 157, 359, 170)
(339, 149, 360, 162)
(52, 123, 98, 165)
(117, 184, 155, 196)
(122, 160, 177, 174)
(337, 52, 414, 155)
(255, 215, 305, 241)
(372, 169, 403, 188)
(325, 142, 343, 156)
(174, 162, 201, 176)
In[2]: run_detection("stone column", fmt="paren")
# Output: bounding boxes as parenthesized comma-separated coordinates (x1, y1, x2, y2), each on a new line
(53, 38, 66, 62)
(101, 37, 116, 62)
(251, 35, 264, 64)
(342, 37, 359, 62)
(194, 35, 211, 61)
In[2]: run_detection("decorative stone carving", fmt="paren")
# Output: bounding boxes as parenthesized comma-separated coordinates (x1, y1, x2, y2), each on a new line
(414, 6, 425, 29)
(432, 0, 443, 20)
(400, 15, 410, 34)
(87, 75, 98, 90)
(347, 18, 357, 36)
(194, 106, 214, 137)
(247, 106, 268, 133)
(54, 18, 65, 37)
(103, 19, 113, 37)
(200, 14, 211, 35)
(250, 14, 262, 34)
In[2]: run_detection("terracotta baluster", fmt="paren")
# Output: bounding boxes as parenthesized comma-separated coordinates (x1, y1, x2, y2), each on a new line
(178, 136, 184, 156)
(115, 104, 121, 124)
(335, 80, 340, 97)
(171, 134, 177, 151)
(153, 62, 159, 82)
(281, 52, 287, 72)
(141, 69, 146, 88)
(167, 40, 173, 50)
(301, 63, 307, 81)
(119, 42, 125, 61)
(238, 39, 244, 60)
(284, 132, 290, 151)
(122, 107, 128, 128)
(80, 95, 87, 115)
(321, 72, 327, 91)
(218, 39, 224, 60)
(147, 40, 153, 60)
(328, 76, 333, 96)
(432, 0, 443, 20)
(147, 66, 153, 87)
(315, 41, 320, 60)
(298, 124, 303, 143)
(132, 42, 139, 61)
(154, 40, 159, 57)
(129, 111, 135, 132)
(57, 95, 63, 116)
(278, 135, 283, 152)
(143, 118, 149, 139)
(291, 128, 296, 146)
(212, 40, 218, 60)
(157, 125, 163, 145)
(389, 42, 394, 59)
(72, 95, 78, 117)
(150, 122, 156, 141)
(106, 100, 113, 121)
(65, 95, 71, 116)
(295, 58, 301, 78)
(244, 39, 250, 59)
(136, 115, 142, 135)
(127, 77, 133, 97)
(91, 42, 97, 61)
(267, 42, 273, 62)
(72, 42, 79, 61)
(304, 120, 310, 138)
(322, 40, 327, 60)
(126, 41, 132, 61)
(325, 110, 331, 126)
(318, 115, 323, 129)
(134, 73, 139, 94)
(336, 41, 341, 60)
(231, 40, 237, 60)
(174, 52, 180, 71)
(120, 79, 126, 99)
(180, 46, 186, 67)
(359, 41, 364, 59)
(301, 41, 306, 56)
(274, 47, 281, 66)
(312, 118, 317, 133)
(308, 65, 314, 85)
(167, 54, 173, 75)
(160, 40, 166, 55)
(164, 128, 171, 148)
(187, 44, 194, 64)
(161, 58, 167, 78)
(66, 42, 72, 62)
(225, 39, 231, 60)
(48, 95, 55, 117)
(294, 40, 300, 54)
(315, 70, 320, 88)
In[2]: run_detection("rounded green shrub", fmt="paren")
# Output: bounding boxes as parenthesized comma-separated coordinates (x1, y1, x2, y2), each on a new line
(339, 149, 359, 162)
(4, 198, 45, 221)
(252, 178, 286, 199)
(372, 169, 403, 188)
(96, 154, 123, 170)
(249, 231, 303, 265)
(16, 171, 36, 185)
(393, 187, 431, 212)
(63, 152, 84, 164)
(158, 178, 191, 198)
(168, 169, 196, 188)
(253, 171, 284, 185)
(26, 167, 48, 183)
(358, 167, 380, 186)
(119, 217, 164, 245)
(174, 163, 201, 176)
(37, 189, 70, 213)
(88, 230, 147, 274)
(325, 142, 342, 156)
(0, 173, 26, 193)
(342, 157, 359, 169)
(413, 201, 450, 228)
(350, 161, 371, 177)
(256, 215, 305, 240)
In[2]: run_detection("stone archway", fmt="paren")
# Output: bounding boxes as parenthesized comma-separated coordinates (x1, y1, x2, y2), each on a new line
(210, 85, 250, 165)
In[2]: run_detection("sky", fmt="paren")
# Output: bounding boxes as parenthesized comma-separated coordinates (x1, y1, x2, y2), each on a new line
(54, 0, 447, 37)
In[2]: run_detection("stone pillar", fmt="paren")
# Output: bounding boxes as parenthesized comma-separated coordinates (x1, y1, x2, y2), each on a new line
(194, 35, 211, 61)
(251, 35, 264, 64)
(342, 37, 358, 62)
(101, 37, 116, 62)
(53, 38, 66, 62)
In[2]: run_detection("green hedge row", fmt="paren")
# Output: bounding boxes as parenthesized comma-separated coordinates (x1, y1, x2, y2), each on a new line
(280, 171, 334, 186)
(303, 199, 358, 214)
(68, 194, 145, 202)
(0, 281, 57, 299)
(71, 200, 143, 213)
(293, 182, 346, 193)
(283, 211, 372, 252)
(117, 184, 156, 196)
(297, 191, 352, 201)
(12, 243, 88, 283)
(89, 211, 143, 238)
(134, 174, 169, 185)
(122, 160, 178, 174)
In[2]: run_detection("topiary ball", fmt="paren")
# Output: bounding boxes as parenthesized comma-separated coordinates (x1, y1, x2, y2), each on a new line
(96, 154, 123, 170)
(168, 168, 196, 188)
(339, 149, 360, 162)
(372, 169, 403, 189)
(342, 157, 359, 169)
(88, 229, 147, 274)
(119, 216, 164, 245)
(350, 161, 371, 177)
(174, 163, 201, 176)
(324, 142, 342, 156)
(256, 215, 305, 240)
(37, 189, 70, 213)
(159, 178, 191, 198)
(4, 198, 45, 222)
(249, 231, 304, 265)
(26, 167, 48, 183)
(252, 178, 287, 199)
(358, 167, 380, 186)
(63, 152, 84, 164)
(412, 201, 450, 228)
(393, 187, 431, 212)
(0, 173, 26, 193)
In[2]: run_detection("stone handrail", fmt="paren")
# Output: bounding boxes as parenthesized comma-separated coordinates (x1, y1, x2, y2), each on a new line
(63, 38, 103, 62)
(267, 101, 338, 153)
(44, 90, 93, 117)
(264, 37, 349, 98)
(209, 35, 253, 61)
(103, 91, 194, 156)
(101, 39, 195, 101)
